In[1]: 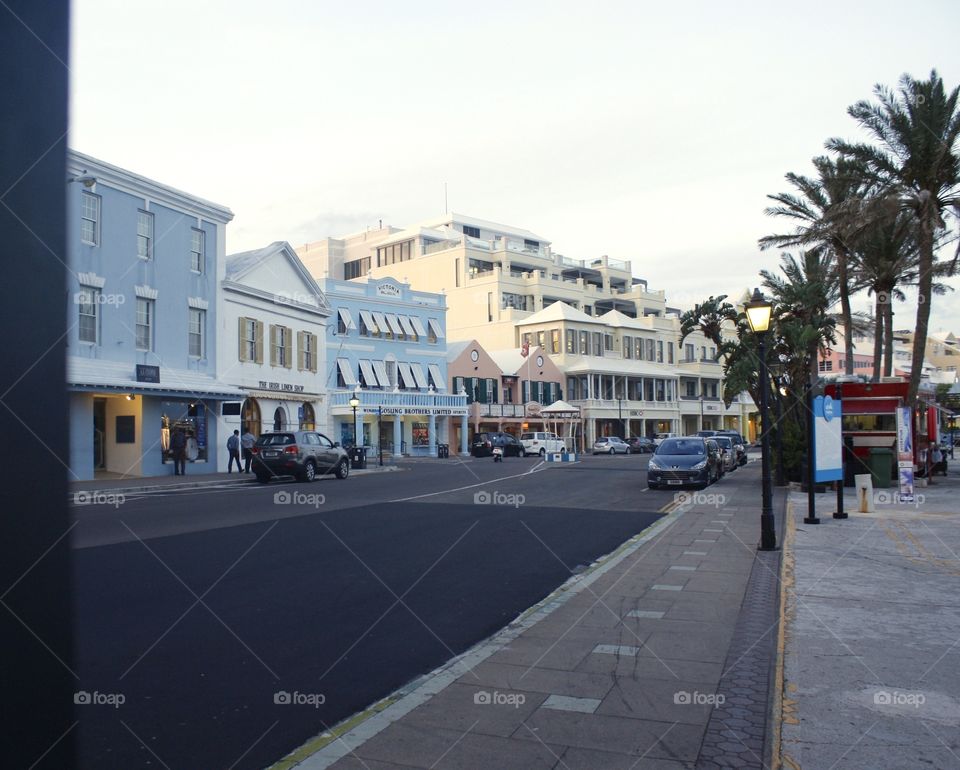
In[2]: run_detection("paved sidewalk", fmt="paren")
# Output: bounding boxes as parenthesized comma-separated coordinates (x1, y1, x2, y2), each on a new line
(274, 466, 786, 769)
(777, 466, 960, 769)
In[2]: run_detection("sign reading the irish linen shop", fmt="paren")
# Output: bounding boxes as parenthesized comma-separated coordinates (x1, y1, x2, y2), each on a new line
(135, 364, 160, 383)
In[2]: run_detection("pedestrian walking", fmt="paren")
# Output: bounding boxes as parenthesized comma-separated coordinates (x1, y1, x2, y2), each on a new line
(171, 427, 187, 475)
(241, 429, 256, 473)
(227, 430, 242, 473)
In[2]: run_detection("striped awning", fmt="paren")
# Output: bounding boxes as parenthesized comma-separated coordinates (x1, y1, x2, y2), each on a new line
(336, 358, 358, 386)
(372, 359, 391, 388)
(397, 362, 415, 389)
(427, 318, 444, 339)
(385, 314, 405, 336)
(410, 317, 428, 338)
(427, 364, 446, 390)
(359, 310, 378, 334)
(372, 312, 389, 335)
(398, 315, 417, 337)
(409, 362, 428, 389)
(358, 359, 378, 387)
(337, 308, 356, 330)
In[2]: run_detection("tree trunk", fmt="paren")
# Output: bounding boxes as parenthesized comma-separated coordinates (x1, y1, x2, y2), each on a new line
(883, 294, 895, 378)
(908, 216, 934, 403)
(837, 248, 855, 375)
(872, 293, 883, 382)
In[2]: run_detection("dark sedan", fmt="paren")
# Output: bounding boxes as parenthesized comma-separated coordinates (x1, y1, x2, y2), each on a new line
(471, 432, 525, 457)
(646, 436, 721, 489)
(626, 436, 656, 454)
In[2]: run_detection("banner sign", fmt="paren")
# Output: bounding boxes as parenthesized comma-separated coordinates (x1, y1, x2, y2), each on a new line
(814, 395, 843, 482)
(896, 406, 915, 502)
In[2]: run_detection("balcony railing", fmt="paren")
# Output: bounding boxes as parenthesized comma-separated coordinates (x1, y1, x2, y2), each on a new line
(331, 389, 467, 410)
(477, 403, 526, 418)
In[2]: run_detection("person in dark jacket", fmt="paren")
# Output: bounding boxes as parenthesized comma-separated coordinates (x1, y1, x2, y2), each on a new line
(227, 430, 242, 473)
(171, 427, 187, 475)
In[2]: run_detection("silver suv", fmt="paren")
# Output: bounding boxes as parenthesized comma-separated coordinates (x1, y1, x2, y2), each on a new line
(520, 431, 566, 456)
(252, 430, 350, 483)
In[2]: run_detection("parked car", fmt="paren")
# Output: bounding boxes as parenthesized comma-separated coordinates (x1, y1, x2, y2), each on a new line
(592, 436, 630, 454)
(647, 436, 721, 489)
(713, 435, 737, 474)
(715, 430, 748, 466)
(471, 431, 525, 457)
(695, 430, 718, 438)
(520, 431, 567, 456)
(626, 436, 656, 454)
(251, 430, 350, 483)
(653, 432, 678, 447)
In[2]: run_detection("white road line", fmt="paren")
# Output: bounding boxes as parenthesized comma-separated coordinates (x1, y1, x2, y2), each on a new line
(389, 463, 548, 502)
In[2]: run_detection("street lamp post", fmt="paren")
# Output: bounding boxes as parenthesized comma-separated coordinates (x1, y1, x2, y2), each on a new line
(348, 391, 360, 447)
(745, 288, 777, 551)
(775, 382, 786, 487)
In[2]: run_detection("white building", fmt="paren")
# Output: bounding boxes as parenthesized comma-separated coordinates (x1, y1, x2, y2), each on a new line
(218, 242, 331, 451)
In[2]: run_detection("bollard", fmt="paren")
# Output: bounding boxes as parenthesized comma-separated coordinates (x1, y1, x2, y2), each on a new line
(855, 473, 874, 513)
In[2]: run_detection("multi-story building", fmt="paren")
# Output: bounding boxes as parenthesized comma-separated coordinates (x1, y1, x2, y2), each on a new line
(447, 339, 566, 447)
(298, 213, 754, 444)
(322, 277, 468, 456)
(66, 150, 243, 479)
(219, 242, 331, 443)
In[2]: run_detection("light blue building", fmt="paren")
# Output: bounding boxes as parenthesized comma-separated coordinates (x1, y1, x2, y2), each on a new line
(322, 277, 468, 456)
(66, 150, 244, 480)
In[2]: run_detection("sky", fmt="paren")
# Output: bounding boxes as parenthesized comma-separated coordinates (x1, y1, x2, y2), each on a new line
(70, 0, 960, 337)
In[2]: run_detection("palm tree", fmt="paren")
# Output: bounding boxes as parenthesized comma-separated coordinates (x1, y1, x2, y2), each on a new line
(759, 155, 869, 376)
(679, 295, 740, 358)
(828, 69, 960, 403)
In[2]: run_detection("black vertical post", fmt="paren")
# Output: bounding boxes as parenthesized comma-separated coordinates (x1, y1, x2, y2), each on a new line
(378, 406, 383, 466)
(775, 388, 786, 486)
(834, 382, 847, 518)
(1, 2, 75, 767)
(804, 385, 821, 524)
(758, 334, 777, 550)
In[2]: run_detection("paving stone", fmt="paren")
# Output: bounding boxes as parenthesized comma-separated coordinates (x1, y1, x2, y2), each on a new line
(541, 694, 601, 714)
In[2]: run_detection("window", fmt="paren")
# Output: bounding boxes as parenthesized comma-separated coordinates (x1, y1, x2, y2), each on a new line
(343, 257, 371, 279)
(623, 335, 632, 359)
(188, 308, 205, 357)
(592, 332, 602, 356)
(657, 340, 664, 363)
(668, 342, 675, 364)
(78, 287, 99, 343)
(701, 345, 707, 361)
(566, 329, 576, 354)
(190, 228, 205, 273)
(646, 339, 656, 361)
(709, 346, 716, 361)
(524, 239, 539, 251)
(634, 338, 642, 360)
(271, 325, 292, 368)
(136, 298, 153, 351)
(685, 343, 695, 362)
(685, 381, 697, 397)
(550, 329, 560, 354)
(238, 317, 263, 363)
(536, 330, 545, 349)
(137, 210, 154, 260)
(819, 360, 833, 372)
(81, 191, 100, 245)
(604, 334, 614, 352)
(455, 258, 460, 288)
(375, 239, 413, 266)
(579, 330, 589, 355)
(462, 225, 480, 238)
(298, 331, 317, 372)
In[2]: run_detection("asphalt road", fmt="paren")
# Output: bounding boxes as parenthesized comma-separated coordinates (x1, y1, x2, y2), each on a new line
(73, 452, 669, 769)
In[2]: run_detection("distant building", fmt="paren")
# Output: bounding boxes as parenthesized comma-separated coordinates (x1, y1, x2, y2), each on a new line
(322, 277, 468, 456)
(66, 150, 242, 480)
(219, 242, 331, 446)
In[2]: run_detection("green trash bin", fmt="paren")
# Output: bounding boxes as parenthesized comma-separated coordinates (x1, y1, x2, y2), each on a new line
(868, 447, 893, 488)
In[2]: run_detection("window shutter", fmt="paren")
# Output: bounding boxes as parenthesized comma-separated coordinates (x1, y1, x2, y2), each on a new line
(297, 331, 305, 371)
(238, 317, 247, 362)
(269, 325, 277, 366)
(255, 321, 264, 363)
(284, 327, 293, 369)
(309, 333, 318, 372)
(453, 376, 463, 395)
(522, 380, 530, 403)
(491, 380, 498, 403)
(477, 378, 487, 404)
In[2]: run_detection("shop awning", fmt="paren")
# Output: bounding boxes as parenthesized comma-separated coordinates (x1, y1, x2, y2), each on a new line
(359, 310, 379, 334)
(410, 317, 428, 338)
(358, 359, 378, 387)
(372, 359, 391, 388)
(409, 362, 429, 389)
(427, 364, 446, 390)
(67, 356, 246, 400)
(397, 361, 415, 389)
(385, 314, 405, 336)
(398, 315, 417, 337)
(336, 358, 358, 386)
(337, 308, 356, 330)
(427, 318, 445, 339)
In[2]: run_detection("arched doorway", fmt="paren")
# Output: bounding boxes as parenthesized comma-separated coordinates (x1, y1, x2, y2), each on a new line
(241, 398, 261, 437)
(273, 405, 288, 432)
(300, 402, 315, 430)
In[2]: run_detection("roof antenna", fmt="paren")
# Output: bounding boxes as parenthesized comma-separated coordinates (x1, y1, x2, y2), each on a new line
(379, 218, 382, 229)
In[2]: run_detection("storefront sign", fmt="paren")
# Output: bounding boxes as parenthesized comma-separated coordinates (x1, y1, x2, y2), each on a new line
(813, 395, 843, 482)
(376, 282, 401, 296)
(258, 381, 305, 393)
(135, 364, 160, 383)
(376, 407, 467, 416)
(896, 406, 914, 502)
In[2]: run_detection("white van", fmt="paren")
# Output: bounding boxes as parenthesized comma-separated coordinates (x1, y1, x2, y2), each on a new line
(653, 432, 678, 447)
(520, 431, 567, 456)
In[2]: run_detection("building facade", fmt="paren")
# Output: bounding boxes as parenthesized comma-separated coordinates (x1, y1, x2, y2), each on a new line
(322, 277, 468, 456)
(219, 242, 331, 450)
(66, 150, 243, 480)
